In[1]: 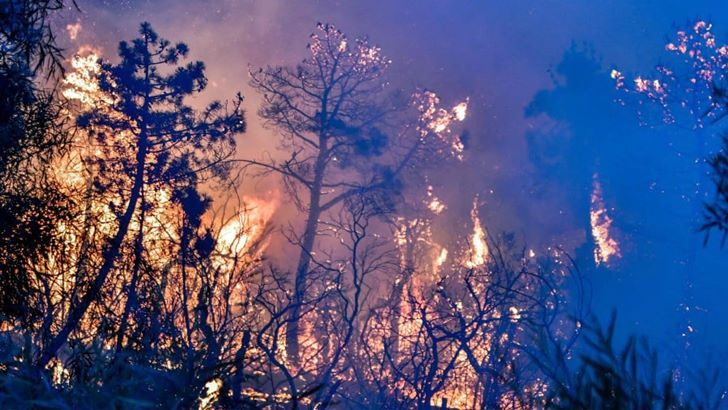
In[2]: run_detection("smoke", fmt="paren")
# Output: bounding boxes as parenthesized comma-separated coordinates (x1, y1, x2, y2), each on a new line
(57, 0, 728, 361)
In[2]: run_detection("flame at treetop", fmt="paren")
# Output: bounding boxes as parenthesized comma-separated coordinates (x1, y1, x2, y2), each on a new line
(611, 20, 728, 127)
(415, 91, 469, 159)
(53, 47, 272, 361)
(590, 174, 621, 266)
(62, 49, 110, 107)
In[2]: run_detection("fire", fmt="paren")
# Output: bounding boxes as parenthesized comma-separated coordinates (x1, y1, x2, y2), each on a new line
(199, 378, 222, 409)
(42, 36, 565, 410)
(215, 196, 278, 266)
(509, 306, 521, 321)
(51, 47, 270, 361)
(434, 247, 448, 273)
(415, 91, 469, 159)
(465, 195, 489, 268)
(425, 185, 446, 215)
(297, 315, 324, 373)
(62, 49, 112, 107)
(453, 99, 468, 121)
(590, 174, 621, 266)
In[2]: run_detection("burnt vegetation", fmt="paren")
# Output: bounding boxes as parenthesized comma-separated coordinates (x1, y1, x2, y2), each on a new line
(0, 1, 726, 409)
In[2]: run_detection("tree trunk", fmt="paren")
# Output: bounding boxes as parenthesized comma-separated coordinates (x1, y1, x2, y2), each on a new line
(285, 142, 327, 367)
(114, 219, 144, 353)
(38, 132, 148, 367)
(389, 229, 415, 360)
(285, 197, 321, 367)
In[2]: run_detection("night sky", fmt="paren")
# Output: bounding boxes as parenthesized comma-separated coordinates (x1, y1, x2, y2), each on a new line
(56, 0, 728, 364)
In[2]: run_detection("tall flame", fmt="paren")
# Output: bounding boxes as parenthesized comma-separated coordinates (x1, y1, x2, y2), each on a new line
(433, 247, 448, 274)
(465, 195, 489, 268)
(62, 48, 113, 107)
(590, 174, 621, 266)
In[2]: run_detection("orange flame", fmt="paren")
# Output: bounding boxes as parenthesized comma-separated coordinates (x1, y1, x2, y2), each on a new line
(426, 185, 446, 215)
(465, 195, 488, 268)
(433, 247, 448, 275)
(415, 91, 469, 159)
(590, 174, 621, 266)
(214, 196, 278, 272)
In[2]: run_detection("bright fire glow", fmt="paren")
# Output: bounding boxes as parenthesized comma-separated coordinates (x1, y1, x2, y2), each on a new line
(55, 48, 267, 372)
(433, 247, 448, 275)
(590, 174, 621, 266)
(415, 91, 469, 159)
(66, 20, 82, 41)
(509, 306, 521, 321)
(199, 378, 222, 409)
(453, 100, 468, 121)
(62, 49, 113, 107)
(465, 195, 488, 268)
(426, 185, 446, 214)
(215, 196, 278, 268)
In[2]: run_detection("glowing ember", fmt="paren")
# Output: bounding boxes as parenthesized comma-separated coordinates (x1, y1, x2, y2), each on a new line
(590, 174, 621, 266)
(199, 378, 222, 409)
(465, 195, 489, 268)
(66, 20, 82, 40)
(615, 20, 728, 126)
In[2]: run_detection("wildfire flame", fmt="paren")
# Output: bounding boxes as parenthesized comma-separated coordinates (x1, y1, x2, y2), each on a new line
(453, 100, 468, 121)
(426, 185, 446, 215)
(433, 247, 448, 276)
(62, 49, 112, 107)
(415, 91, 469, 159)
(590, 174, 621, 266)
(215, 196, 278, 267)
(465, 195, 489, 268)
(48, 38, 557, 410)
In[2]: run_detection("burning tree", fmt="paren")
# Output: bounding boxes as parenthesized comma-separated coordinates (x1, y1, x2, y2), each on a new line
(0, 0, 75, 326)
(244, 192, 395, 408)
(354, 210, 582, 409)
(525, 46, 624, 269)
(0, 22, 278, 408)
(38, 21, 246, 377)
(612, 20, 728, 245)
(247, 23, 467, 365)
(4, 11, 707, 410)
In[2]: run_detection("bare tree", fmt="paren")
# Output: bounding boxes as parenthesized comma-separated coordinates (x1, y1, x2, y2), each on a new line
(247, 23, 467, 365)
(247, 192, 394, 409)
(247, 23, 398, 365)
(355, 236, 582, 410)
